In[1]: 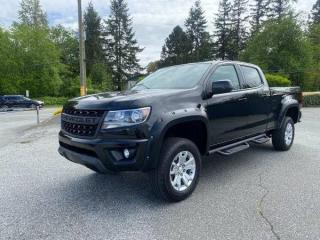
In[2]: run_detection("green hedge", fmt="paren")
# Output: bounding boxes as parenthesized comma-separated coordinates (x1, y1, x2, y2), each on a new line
(36, 96, 69, 106)
(303, 94, 320, 107)
(265, 74, 291, 87)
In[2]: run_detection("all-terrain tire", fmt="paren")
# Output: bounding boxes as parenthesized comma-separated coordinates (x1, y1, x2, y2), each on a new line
(149, 137, 202, 202)
(272, 117, 295, 151)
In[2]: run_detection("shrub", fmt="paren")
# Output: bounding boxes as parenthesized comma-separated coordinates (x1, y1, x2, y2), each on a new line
(303, 94, 320, 107)
(265, 74, 291, 87)
(87, 89, 103, 95)
(36, 96, 69, 106)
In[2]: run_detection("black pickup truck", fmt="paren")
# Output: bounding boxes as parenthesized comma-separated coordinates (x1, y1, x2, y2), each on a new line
(58, 61, 302, 201)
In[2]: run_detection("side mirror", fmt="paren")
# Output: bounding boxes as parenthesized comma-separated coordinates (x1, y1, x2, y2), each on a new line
(212, 80, 233, 95)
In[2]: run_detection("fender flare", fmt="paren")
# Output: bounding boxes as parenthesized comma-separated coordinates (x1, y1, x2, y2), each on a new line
(277, 97, 299, 128)
(144, 108, 209, 170)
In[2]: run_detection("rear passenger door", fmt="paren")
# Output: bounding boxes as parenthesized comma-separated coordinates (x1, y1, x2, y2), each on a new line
(206, 64, 250, 145)
(239, 65, 271, 135)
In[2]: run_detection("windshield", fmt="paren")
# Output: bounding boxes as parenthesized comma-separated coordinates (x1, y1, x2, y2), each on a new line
(133, 63, 211, 90)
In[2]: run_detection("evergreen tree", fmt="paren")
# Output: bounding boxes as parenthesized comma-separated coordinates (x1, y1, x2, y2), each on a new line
(230, 0, 249, 60)
(103, 0, 143, 91)
(160, 26, 192, 67)
(250, 0, 272, 33)
(311, 0, 320, 24)
(18, 0, 48, 28)
(214, 0, 232, 60)
(185, 0, 211, 61)
(84, 2, 104, 76)
(270, 0, 296, 20)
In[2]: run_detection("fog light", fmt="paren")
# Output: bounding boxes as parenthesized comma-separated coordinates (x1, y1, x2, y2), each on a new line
(123, 148, 130, 159)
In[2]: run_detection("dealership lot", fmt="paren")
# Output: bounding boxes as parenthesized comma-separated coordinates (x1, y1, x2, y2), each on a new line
(0, 108, 319, 240)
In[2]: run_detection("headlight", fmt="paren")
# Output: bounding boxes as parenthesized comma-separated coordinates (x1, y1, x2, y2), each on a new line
(101, 107, 151, 129)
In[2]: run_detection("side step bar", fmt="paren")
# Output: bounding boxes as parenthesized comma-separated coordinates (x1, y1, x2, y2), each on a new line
(251, 135, 270, 144)
(208, 134, 269, 156)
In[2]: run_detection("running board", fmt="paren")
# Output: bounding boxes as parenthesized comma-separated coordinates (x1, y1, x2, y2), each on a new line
(208, 134, 269, 156)
(217, 143, 249, 156)
(250, 136, 270, 144)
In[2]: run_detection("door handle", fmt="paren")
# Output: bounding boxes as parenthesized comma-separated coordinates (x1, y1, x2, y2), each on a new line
(238, 97, 247, 102)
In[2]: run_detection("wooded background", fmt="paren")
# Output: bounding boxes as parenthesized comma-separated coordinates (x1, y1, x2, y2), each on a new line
(0, 0, 320, 98)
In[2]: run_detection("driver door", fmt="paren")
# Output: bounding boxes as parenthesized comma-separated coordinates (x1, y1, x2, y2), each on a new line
(206, 64, 249, 146)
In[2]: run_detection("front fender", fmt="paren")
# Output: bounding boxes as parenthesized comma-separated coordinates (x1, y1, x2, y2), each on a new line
(143, 106, 209, 170)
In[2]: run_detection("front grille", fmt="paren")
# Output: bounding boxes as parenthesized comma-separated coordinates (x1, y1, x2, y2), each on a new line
(61, 109, 104, 137)
(63, 109, 104, 117)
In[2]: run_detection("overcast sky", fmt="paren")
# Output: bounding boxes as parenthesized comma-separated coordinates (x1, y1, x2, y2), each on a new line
(0, 0, 315, 66)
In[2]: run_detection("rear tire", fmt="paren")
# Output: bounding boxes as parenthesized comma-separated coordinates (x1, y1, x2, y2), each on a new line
(272, 117, 295, 151)
(149, 137, 201, 202)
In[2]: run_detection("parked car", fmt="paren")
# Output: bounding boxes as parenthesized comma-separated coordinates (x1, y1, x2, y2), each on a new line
(58, 61, 302, 202)
(0, 95, 44, 111)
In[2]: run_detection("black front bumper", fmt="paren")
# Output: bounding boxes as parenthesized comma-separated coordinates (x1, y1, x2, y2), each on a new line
(58, 131, 151, 172)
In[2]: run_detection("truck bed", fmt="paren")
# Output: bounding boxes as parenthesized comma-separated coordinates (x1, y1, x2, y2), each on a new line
(270, 86, 303, 104)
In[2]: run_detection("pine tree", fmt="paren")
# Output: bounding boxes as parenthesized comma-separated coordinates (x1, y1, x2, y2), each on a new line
(230, 0, 249, 60)
(18, 0, 48, 28)
(311, 0, 320, 24)
(185, 0, 211, 61)
(250, 0, 272, 33)
(103, 0, 143, 91)
(84, 2, 104, 76)
(214, 0, 232, 60)
(160, 26, 192, 67)
(270, 0, 295, 20)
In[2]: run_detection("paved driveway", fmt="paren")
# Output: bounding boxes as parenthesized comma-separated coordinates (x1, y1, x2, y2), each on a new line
(0, 108, 319, 240)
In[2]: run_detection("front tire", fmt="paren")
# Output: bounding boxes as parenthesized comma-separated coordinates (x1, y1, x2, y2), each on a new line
(149, 137, 201, 202)
(272, 117, 295, 151)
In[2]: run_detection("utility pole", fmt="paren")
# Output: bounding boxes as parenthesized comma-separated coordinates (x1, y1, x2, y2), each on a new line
(78, 0, 86, 96)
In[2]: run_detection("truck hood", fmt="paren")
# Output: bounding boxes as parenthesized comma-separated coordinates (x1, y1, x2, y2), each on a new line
(64, 89, 197, 110)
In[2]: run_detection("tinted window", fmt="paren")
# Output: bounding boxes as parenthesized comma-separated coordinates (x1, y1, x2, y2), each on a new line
(241, 66, 262, 88)
(133, 63, 210, 90)
(209, 65, 240, 90)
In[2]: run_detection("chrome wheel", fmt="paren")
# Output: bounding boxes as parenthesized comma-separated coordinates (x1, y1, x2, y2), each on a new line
(284, 122, 293, 146)
(169, 151, 196, 192)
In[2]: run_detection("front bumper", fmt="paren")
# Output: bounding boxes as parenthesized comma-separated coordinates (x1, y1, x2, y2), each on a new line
(58, 131, 151, 172)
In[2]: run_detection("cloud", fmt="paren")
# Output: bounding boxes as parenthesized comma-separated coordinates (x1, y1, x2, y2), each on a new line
(0, 0, 315, 66)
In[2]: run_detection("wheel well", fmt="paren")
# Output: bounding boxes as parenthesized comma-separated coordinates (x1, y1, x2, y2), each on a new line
(286, 107, 299, 123)
(164, 121, 207, 155)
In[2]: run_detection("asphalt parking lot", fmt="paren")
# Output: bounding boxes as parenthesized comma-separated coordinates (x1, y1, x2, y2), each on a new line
(0, 108, 56, 148)
(0, 108, 319, 240)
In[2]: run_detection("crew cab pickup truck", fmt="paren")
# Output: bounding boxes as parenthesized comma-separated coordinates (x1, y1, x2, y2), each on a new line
(58, 61, 302, 201)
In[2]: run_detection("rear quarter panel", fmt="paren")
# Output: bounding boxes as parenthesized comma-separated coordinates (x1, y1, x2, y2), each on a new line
(269, 87, 301, 129)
